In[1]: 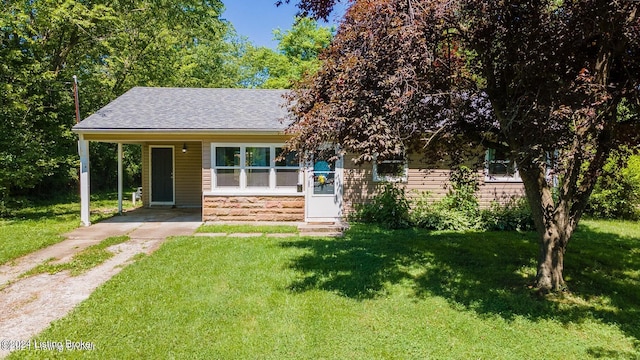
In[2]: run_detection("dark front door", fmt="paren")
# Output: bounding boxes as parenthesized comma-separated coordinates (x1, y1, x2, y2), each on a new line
(151, 147, 174, 204)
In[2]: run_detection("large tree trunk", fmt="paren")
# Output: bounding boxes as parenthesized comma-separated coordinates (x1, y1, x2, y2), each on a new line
(517, 159, 576, 293)
(535, 220, 571, 292)
(516, 140, 612, 293)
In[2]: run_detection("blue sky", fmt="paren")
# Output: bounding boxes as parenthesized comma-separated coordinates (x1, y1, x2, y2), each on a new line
(221, 1, 347, 49)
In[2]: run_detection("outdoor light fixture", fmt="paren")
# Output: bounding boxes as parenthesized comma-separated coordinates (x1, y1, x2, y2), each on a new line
(182, 143, 187, 153)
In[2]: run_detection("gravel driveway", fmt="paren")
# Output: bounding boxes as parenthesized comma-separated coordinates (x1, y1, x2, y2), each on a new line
(0, 209, 201, 358)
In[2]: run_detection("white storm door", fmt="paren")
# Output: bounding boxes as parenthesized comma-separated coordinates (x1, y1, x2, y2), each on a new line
(305, 150, 343, 222)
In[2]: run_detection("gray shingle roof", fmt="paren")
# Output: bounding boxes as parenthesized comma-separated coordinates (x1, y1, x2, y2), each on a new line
(73, 87, 290, 132)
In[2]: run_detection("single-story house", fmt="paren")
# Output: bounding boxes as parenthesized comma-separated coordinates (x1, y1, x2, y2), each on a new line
(72, 87, 524, 226)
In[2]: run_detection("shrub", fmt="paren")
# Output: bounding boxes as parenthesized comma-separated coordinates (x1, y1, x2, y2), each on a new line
(480, 197, 535, 231)
(441, 166, 480, 217)
(410, 166, 481, 231)
(0, 186, 9, 217)
(0, 200, 8, 218)
(354, 166, 536, 232)
(350, 182, 411, 229)
(586, 152, 640, 220)
(411, 194, 479, 230)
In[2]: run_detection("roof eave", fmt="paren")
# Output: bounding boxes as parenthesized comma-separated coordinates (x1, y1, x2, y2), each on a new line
(72, 128, 288, 136)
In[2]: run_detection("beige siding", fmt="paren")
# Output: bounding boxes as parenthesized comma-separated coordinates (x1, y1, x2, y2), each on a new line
(138, 136, 523, 220)
(202, 141, 211, 194)
(477, 181, 525, 208)
(343, 153, 524, 215)
(142, 141, 202, 208)
(202, 134, 291, 143)
(174, 141, 202, 207)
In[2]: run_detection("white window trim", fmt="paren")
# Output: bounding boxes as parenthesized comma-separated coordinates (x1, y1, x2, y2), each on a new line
(484, 149, 522, 182)
(210, 143, 302, 195)
(373, 154, 408, 183)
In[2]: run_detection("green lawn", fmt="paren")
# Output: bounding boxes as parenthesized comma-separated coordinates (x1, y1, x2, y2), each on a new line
(197, 223, 299, 234)
(21, 235, 130, 277)
(0, 193, 138, 266)
(11, 220, 639, 359)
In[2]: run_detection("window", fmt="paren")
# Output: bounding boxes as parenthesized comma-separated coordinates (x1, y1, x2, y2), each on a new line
(246, 147, 270, 187)
(275, 147, 300, 187)
(485, 148, 520, 182)
(211, 144, 300, 192)
(215, 147, 240, 187)
(373, 154, 408, 183)
(312, 150, 337, 195)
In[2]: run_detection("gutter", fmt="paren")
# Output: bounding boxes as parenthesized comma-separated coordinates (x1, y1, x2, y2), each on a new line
(72, 128, 289, 136)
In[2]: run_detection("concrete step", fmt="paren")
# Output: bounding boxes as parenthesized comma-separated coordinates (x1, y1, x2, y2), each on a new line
(298, 222, 349, 234)
(299, 231, 344, 237)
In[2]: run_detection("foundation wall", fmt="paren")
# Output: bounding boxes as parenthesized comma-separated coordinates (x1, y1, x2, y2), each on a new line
(203, 195, 305, 222)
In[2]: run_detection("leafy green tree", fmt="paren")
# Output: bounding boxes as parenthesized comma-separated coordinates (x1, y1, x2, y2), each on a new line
(239, 17, 333, 88)
(283, 0, 639, 292)
(1, 0, 237, 202)
(1, 1, 114, 204)
(96, 0, 231, 94)
(587, 151, 640, 220)
(274, 16, 333, 61)
(76, 0, 233, 191)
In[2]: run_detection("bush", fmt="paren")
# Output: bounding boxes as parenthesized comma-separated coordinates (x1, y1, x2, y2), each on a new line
(350, 182, 411, 229)
(353, 166, 536, 232)
(0, 200, 8, 218)
(586, 152, 640, 220)
(411, 194, 479, 230)
(410, 166, 481, 231)
(440, 166, 480, 217)
(480, 197, 535, 231)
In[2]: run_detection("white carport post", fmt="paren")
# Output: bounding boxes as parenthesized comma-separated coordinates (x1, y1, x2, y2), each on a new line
(78, 134, 91, 226)
(117, 143, 123, 215)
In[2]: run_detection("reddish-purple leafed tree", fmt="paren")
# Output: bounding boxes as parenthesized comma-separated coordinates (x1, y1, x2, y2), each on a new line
(284, 0, 640, 292)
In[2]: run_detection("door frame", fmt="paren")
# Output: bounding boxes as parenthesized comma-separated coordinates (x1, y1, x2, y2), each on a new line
(304, 150, 343, 222)
(149, 145, 175, 206)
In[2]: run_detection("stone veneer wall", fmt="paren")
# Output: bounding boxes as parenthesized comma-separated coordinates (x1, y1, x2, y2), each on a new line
(203, 195, 305, 222)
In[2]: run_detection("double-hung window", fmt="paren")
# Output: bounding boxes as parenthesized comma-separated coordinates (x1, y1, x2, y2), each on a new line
(275, 147, 300, 187)
(212, 144, 300, 192)
(215, 146, 241, 187)
(485, 148, 521, 182)
(246, 147, 271, 187)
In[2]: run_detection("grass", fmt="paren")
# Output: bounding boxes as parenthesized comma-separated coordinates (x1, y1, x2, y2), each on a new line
(21, 236, 130, 277)
(11, 219, 639, 359)
(0, 192, 139, 266)
(197, 223, 299, 234)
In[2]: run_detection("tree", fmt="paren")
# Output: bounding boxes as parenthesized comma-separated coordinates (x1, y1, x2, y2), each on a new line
(460, 0, 640, 291)
(1, 1, 115, 204)
(1, 0, 234, 202)
(1, 0, 331, 205)
(238, 17, 333, 88)
(274, 16, 334, 61)
(283, 0, 640, 292)
(95, 0, 231, 94)
(587, 151, 640, 220)
(76, 0, 233, 191)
